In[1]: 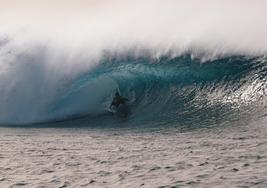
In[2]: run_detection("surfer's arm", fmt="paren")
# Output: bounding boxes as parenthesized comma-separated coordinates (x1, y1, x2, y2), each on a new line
(109, 100, 115, 108)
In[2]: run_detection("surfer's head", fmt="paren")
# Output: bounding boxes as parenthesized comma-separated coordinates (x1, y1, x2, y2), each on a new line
(115, 92, 120, 97)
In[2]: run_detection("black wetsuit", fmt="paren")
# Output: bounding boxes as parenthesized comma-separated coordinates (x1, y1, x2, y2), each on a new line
(110, 96, 128, 109)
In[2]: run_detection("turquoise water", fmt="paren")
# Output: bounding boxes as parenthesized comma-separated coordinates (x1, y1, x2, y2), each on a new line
(0, 54, 266, 128)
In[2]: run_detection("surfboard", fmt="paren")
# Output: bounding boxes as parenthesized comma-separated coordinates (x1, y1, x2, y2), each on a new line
(108, 103, 131, 118)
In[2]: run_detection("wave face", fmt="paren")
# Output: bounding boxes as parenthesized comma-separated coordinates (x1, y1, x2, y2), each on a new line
(0, 44, 266, 127)
(53, 55, 267, 127)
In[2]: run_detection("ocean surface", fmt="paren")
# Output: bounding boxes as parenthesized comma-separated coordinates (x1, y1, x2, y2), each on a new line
(0, 118, 267, 188)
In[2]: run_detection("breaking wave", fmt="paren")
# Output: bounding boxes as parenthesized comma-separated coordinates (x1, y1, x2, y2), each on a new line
(1, 0, 267, 126)
(0, 41, 266, 127)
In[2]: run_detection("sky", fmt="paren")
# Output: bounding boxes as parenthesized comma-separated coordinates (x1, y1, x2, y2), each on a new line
(0, 0, 109, 27)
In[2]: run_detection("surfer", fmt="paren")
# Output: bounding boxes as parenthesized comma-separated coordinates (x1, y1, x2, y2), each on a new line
(109, 92, 129, 110)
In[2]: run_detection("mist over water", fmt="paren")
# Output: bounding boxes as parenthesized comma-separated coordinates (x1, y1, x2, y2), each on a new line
(2, 0, 267, 54)
(0, 0, 267, 125)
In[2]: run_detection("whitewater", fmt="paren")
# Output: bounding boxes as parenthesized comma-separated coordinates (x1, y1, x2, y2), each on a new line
(0, 0, 266, 187)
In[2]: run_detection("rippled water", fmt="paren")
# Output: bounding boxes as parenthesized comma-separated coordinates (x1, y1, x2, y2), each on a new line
(0, 117, 266, 188)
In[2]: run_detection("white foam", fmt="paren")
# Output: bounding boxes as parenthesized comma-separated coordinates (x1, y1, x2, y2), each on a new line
(1, 0, 267, 56)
